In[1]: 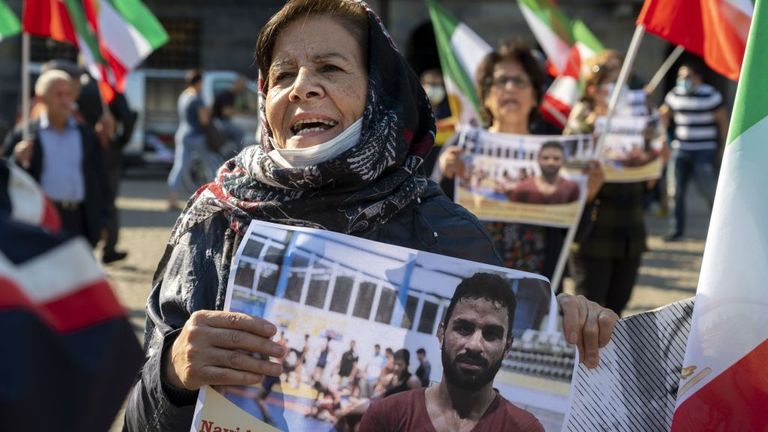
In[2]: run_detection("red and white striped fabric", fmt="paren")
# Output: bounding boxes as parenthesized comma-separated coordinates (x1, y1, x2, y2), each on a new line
(670, 0, 767, 428)
(5, 162, 60, 232)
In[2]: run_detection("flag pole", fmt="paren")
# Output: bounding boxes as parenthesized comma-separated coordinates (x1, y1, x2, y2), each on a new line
(547, 166, 590, 335)
(594, 25, 646, 155)
(21, 32, 31, 140)
(645, 45, 685, 95)
(542, 103, 569, 128)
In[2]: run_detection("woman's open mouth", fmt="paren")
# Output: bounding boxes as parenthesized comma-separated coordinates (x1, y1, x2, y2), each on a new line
(290, 118, 339, 136)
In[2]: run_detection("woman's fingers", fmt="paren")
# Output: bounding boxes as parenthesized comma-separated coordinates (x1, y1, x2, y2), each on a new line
(208, 348, 283, 377)
(557, 294, 618, 369)
(196, 365, 268, 387)
(557, 293, 586, 347)
(206, 327, 286, 357)
(598, 308, 619, 348)
(439, 147, 464, 178)
(166, 310, 284, 390)
(582, 304, 601, 368)
(192, 310, 278, 338)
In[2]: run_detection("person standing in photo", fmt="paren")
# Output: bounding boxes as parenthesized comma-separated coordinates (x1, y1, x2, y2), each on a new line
(415, 348, 432, 388)
(660, 63, 728, 241)
(313, 337, 333, 383)
(337, 340, 359, 388)
(167, 69, 210, 210)
(364, 344, 387, 396)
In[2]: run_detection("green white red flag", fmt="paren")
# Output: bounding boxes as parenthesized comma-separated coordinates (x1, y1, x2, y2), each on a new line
(518, 0, 574, 75)
(637, 0, 753, 80)
(670, 0, 768, 429)
(0, 0, 20, 41)
(428, 0, 492, 125)
(22, 0, 168, 102)
(540, 19, 604, 127)
(517, 0, 605, 126)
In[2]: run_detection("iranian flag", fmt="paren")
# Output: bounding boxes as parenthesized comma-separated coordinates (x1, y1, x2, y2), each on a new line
(93, 0, 169, 92)
(0, 0, 20, 41)
(637, 0, 753, 80)
(22, 0, 167, 102)
(670, 0, 768, 429)
(0, 161, 143, 430)
(541, 19, 604, 127)
(518, 0, 573, 75)
(428, 0, 492, 125)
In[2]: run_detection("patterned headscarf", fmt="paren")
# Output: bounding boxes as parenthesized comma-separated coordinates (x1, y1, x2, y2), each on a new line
(170, 0, 436, 242)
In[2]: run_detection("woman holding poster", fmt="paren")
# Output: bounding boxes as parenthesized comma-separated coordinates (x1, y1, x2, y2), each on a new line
(564, 51, 650, 316)
(438, 41, 603, 283)
(123, 3, 619, 431)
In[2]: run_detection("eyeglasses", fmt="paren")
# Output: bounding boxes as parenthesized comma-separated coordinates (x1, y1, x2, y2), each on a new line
(489, 75, 531, 89)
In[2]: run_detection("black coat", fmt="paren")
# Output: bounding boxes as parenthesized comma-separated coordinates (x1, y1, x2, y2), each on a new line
(122, 182, 502, 431)
(3, 122, 111, 246)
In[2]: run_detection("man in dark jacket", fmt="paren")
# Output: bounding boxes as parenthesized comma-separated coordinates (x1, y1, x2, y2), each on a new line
(44, 60, 137, 263)
(3, 69, 110, 247)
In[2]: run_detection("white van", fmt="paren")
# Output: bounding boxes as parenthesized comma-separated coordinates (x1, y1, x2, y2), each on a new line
(122, 69, 260, 166)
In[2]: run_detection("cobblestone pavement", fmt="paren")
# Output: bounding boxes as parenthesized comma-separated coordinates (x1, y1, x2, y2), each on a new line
(107, 167, 711, 429)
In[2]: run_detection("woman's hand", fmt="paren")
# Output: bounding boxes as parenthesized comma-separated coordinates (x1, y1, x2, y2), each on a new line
(438, 147, 465, 179)
(557, 293, 619, 369)
(165, 310, 286, 391)
(584, 160, 605, 202)
(12, 140, 34, 169)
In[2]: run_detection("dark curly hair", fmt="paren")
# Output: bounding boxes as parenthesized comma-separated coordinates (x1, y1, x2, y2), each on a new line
(475, 39, 545, 127)
(442, 272, 517, 340)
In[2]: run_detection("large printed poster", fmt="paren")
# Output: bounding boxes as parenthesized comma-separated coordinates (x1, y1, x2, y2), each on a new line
(191, 220, 578, 432)
(593, 114, 665, 183)
(453, 127, 591, 228)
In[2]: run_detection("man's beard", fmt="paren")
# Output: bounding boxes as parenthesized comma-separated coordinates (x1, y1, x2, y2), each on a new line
(540, 166, 561, 181)
(441, 341, 503, 391)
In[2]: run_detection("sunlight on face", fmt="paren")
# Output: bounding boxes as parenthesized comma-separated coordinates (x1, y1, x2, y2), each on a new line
(266, 17, 368, 150)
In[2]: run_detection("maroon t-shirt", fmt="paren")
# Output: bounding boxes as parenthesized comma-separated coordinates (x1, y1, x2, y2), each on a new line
(358, 388, 544, 432)
(509, 177, 580, 204)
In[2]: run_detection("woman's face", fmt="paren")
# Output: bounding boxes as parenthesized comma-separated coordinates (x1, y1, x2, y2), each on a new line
(266, 16, 368, 150)
(588, 63, 621, 109)
(483, 60, 536, 126)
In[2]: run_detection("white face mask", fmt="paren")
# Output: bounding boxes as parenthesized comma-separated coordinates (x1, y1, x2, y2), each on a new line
(269, 118, 363, 168)
(424, 85, 446, 106)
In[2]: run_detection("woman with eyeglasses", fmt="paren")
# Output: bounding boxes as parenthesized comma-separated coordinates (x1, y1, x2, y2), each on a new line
(563, 50, 650, 316)
(438, 40, 603, 285)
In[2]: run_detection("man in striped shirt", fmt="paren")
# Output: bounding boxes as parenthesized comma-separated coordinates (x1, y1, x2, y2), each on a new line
(660, 63, 729, 241)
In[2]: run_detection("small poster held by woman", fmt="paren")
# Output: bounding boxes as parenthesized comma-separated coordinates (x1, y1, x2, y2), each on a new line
(191, 220, 577, 432)
(453, 126, 592, 229)
(593, 114, 665, 183)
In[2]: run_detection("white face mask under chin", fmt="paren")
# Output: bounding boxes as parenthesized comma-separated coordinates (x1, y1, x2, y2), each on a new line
(269, 118, 363, 169)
